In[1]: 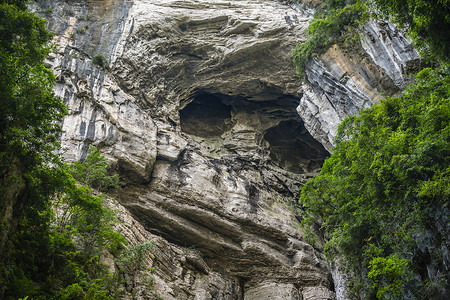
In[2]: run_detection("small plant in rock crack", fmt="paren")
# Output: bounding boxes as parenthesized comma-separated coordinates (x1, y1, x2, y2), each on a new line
(116, 241, 159, 295)
(93, 54, 109, 70)
(117, 241, 156, 273)
(37, 8, 53, 16)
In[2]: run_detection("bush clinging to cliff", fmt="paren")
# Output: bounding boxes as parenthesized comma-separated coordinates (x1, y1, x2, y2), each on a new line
(300, 66, 450, 298)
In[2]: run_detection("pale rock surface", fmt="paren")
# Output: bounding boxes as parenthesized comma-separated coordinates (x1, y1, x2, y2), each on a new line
(245, 282, 301, 300)
(298, 21, 420, 151)
(31, 0, 419, 299)
(105, 199, 242, 300)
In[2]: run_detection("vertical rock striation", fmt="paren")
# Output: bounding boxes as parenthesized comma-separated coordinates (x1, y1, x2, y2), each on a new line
(298, 21, 420, 151)
(32, 0, 419, 298)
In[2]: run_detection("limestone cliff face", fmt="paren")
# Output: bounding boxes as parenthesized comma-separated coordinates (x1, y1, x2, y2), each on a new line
(32, 0, 418, 299)
(299, 21, 420, 151)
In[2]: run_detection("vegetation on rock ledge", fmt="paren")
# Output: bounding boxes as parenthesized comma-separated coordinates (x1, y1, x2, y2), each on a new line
(295, 0, 450, 298)
(300, 67, 450, 298)
(0, 1, 156, 299)
(292, 0, 363, 75)
(292, 0, 450, 77)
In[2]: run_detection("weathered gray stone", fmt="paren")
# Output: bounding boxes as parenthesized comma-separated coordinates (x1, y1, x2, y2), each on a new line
(245, 282, 302, 300)
(106, 199, 242, 300)
(302, 286, 336, 300)
(299, 21, 420, 151)
(32, 0, 419, 299)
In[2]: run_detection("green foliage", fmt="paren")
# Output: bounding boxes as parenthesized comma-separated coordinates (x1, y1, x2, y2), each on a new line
(300, 67, 450, 297)
(0, 3, 131, 299)
(367, 0, 450, 62)
(4, 153, 126, 299)
(293, 0, 450, 77)
(0, 1, 67, 297)
(117, 241, 156, 274)
(0, 2, 66, 167)
(368, 255, 412, 298)
(68, 146, 120, 192)
(0, 0, 27, 10)
(37, 8, 53, 16)
(93, 54, 109, 70)
(116, 241, 160, 298)
(292, 1, 363, 76)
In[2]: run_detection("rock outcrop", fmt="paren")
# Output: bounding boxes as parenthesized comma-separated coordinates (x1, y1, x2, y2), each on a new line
(299, 21, 420, 151)
(32, 0, 419, 299)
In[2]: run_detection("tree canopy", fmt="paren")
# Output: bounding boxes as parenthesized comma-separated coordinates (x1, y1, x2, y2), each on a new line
(0, 2, 136, 299)
(300, 67, 450, 298)
(0, 1, 66, 167)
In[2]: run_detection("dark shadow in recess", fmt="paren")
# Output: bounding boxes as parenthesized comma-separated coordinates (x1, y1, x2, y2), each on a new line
(180, 93, 233, 138)
(264, 120, 329, 174)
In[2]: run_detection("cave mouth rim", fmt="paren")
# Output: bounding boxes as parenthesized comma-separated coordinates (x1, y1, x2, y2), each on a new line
(178, 90, 330, 174)
(263, 119, 330, 174)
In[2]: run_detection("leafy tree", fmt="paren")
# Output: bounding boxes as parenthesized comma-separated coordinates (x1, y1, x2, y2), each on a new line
(68, 146, 119, 192)
(0, 1, 67, 295)
(0, 2, 128, 299)
(0, 1, 65, 163)
(3, 152, 127, 299)
(300, 67, 450, 298)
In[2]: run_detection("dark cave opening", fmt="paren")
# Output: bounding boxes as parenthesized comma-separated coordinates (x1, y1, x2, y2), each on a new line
(264, 120, 330, 174)
(179, 91, 329, 174)
(180, 93, 233, 138)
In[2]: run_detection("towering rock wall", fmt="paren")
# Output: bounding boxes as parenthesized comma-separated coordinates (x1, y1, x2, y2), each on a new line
(299, 21, 420, 151)
(32, 0, 419, 299)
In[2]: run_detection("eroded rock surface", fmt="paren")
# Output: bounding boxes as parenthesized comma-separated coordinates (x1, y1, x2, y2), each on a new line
(299, 21, 420, 151)
(32, 0, 419, 299)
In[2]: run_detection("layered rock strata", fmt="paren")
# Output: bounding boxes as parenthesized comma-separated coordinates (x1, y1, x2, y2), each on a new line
(299, 21, 420, 151)
(32, 0, 419, 298)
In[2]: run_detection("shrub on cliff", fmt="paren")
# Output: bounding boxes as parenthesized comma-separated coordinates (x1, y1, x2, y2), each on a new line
(68, 146, 119, 192)
(0, 2, 127, 299)
(300, 66, 450, 298)
(93, 54, 109, 70)
(292, 0, 363, 76)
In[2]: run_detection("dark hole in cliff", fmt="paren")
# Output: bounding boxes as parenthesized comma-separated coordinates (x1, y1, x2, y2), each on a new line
(264, 120, 329, 173)
(180, 93, 232, 138)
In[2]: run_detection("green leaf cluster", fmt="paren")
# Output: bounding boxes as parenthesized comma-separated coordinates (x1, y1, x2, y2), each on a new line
(300, 67, 450, 298)
(0, 1, 66, 168)
(116, 241, 156, 274)
(0, 3, 67, 295)
(68, 146, 120, 192)
(0, 2, 156, 299)
(368, 254, 413, 298)
(93, 54, 109, 70)
(3, 152, 127, 299)
(292, 1, 363, 76)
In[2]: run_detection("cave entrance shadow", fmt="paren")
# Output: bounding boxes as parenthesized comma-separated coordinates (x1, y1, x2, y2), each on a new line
(179, 91, 329, 174)
(180, 93, 233, 138)
(264, 120, 330, 174)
